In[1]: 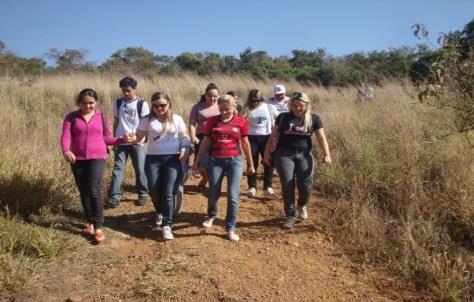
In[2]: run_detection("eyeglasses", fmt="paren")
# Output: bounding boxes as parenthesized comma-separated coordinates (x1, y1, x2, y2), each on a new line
(152, 103, 168, 109)
(251, 98, 263, 102)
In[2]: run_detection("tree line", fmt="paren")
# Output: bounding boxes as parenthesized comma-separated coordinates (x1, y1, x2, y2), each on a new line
(0, 18, 472, 88)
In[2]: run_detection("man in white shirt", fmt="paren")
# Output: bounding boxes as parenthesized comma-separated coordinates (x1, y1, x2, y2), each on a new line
(106, 77, 149, 208)
(266, 84, 290, 114)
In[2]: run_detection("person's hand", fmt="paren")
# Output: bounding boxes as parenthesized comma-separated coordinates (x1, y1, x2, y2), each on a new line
(190, 164, 201, 178)
(124, 132, 136, 143)
(322, 154, 332, 165)
(63, 151, 76, 164)
(247, 165, 256, 175)
(192, 137, 200, 145)
(179, 149, 188, 161)
(263, 152, 272, 167)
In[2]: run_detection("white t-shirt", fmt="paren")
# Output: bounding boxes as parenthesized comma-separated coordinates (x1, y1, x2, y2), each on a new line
(138, 114, 189, 155)
(266, 96, 290, 114)
(113, 98, 150, 144)
(247, 103, 279, 135)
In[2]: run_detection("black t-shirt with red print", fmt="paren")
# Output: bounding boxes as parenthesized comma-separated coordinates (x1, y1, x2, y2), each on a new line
(275, 112, 323, 151)
(205, 115, 249, 157)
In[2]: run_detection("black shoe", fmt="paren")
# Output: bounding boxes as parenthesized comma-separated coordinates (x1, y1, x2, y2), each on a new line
(135, 195, 147, 206)
(105, 198, 120, 208)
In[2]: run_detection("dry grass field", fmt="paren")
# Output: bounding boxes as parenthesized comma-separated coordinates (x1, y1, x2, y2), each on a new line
(0, 73, 472, 301)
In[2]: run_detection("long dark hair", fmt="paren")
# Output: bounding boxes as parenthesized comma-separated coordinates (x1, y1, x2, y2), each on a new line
(241, 89, 264, 119)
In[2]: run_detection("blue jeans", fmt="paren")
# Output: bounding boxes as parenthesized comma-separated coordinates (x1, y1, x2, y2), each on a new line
(274, 148, 314, 218)
(207, 156, 243, 231)
(145, 154, 181, 227)
(71, 159, 106, 228)
(108, 144, 148, 200)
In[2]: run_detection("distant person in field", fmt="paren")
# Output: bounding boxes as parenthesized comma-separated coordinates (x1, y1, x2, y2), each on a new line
(266, 84, 290, 114)
(106, 77, 149, 209)
(192, 94, 255, 242)
(226, 90, 242, 114)
(357, 85, 374, 101)
(132, 92, 190, 240)
(264, 92, 331, 229)
(61, 88, 133, 243)
(189, 83, 220, 190)
(240, 89, 279, 198)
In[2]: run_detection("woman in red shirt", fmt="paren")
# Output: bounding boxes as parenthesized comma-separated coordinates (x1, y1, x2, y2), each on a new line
(192, 94, 255, 241)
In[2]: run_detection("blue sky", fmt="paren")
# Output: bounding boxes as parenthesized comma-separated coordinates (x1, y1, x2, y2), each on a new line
(1, 0, 472, 65)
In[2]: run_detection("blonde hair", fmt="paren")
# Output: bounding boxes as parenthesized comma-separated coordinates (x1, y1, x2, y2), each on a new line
(290, 92, 312, 129)
(218, 94, 238, 115)
(150, 92, 176, 135)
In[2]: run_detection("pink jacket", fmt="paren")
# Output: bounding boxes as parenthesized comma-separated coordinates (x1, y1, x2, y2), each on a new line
(61, 110, 124, 160)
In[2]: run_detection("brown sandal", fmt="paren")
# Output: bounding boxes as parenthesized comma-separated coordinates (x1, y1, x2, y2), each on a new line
(82, 223, 95, 235)
(94, 229, 105, 243)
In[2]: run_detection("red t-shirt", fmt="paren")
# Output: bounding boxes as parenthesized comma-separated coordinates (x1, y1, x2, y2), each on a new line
(204, 115, 248, 157)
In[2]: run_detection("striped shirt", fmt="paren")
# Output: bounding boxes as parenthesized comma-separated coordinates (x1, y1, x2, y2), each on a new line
(204, 115, 248, 157)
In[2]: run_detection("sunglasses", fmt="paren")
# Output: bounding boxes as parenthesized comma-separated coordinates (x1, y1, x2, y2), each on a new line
(152, 103, 168, 108)
(251, 98, 263, 102)
(292, 92, 303, 99)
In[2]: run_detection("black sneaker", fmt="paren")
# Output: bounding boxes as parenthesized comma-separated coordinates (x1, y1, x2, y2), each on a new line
(105, 198, 120, 208)
(135, 195, 147, 206)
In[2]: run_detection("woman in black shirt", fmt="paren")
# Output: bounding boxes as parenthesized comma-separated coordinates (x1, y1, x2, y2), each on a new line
(264, 92, 331, 229)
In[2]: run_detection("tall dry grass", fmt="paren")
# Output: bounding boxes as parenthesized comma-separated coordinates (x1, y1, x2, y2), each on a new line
(0, 73, 472, 300)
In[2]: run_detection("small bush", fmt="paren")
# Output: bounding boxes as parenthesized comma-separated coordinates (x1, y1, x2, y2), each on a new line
(0, 148, 76, 218)
(0, 215, 77, 294)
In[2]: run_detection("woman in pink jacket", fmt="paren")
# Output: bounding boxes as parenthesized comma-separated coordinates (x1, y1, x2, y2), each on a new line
(61, 88, 131, 243)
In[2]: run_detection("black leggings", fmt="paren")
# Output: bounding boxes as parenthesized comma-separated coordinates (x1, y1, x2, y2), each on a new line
(247, 135, 273, 189)
(71, 159, 106, 228)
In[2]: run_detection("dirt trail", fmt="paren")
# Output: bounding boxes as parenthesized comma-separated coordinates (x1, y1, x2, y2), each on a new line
(10, 172, 433, 302)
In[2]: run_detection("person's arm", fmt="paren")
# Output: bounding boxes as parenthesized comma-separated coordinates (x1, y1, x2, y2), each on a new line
(60, 114, 76, 164)
(103, 115, 127, 145)
(191, 137, 211, 169)
(113, 117, 119, 137)
(263, 124, 280, 166)
(189, 105, 200, 144)
(133, 117, 148, 143)
(241, 136, 255, 175)
(134, 129, 146, 143)
(189, 122, 198, 145)
(315, 128, 332, 164)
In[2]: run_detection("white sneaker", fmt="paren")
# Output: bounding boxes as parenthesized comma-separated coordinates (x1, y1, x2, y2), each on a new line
(161, 226, 174, 240)
(246, 187, 257, 197)
(202, 217, 215, 228)
(298, 206, 308, 220)
(227, 231, 240, 242)
(155, 213, 163, 226)
(263, 187, 276, 197)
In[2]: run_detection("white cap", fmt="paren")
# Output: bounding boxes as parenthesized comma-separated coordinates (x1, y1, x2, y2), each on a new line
(273, 84, 286, 95)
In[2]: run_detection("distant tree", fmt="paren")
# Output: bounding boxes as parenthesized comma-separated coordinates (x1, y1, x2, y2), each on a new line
(413, 20, 474, 137)
(101, 47, 161, 73)
(238, 48, 274, 79)
(0, 41, 46, 76)
(46, 48, 89, 72)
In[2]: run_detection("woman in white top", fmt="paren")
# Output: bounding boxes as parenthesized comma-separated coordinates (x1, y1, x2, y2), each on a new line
(134, 92, 190, 240)
(240, 89, 279, 198)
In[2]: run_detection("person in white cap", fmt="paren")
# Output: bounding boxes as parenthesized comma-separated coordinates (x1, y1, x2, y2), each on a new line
(266, 84, 290, 115)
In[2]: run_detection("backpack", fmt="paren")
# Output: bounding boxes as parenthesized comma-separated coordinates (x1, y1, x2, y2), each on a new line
(116, 98, 146, 119)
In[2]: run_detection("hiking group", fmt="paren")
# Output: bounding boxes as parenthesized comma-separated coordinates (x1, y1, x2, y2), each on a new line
(60, 77, 332, 243)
